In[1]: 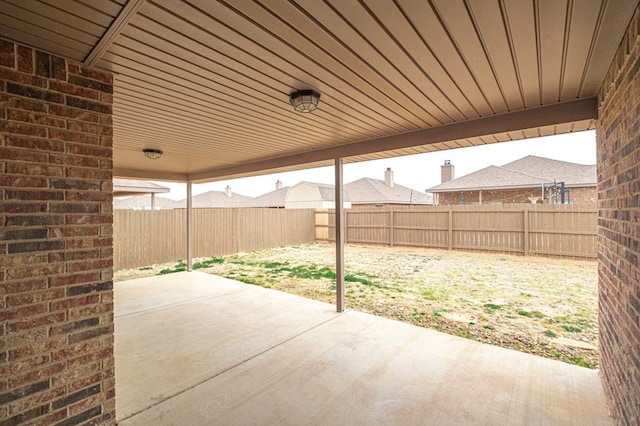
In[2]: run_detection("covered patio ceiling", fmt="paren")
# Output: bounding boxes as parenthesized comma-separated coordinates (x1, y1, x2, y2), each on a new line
(2, 0, 637, 182)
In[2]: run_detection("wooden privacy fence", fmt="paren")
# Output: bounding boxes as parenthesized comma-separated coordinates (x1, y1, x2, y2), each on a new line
(316, 204, 597, 258)
(113, 208, 316, 270)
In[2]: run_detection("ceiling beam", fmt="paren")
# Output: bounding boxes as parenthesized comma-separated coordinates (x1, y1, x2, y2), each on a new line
(84, 0, 147, 67)
(187, 98, 597, 183)
(112, 168, 188, 182)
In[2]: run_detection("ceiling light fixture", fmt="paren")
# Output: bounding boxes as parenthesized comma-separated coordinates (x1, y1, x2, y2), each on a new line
(289, 89, 321, 113)
(143, 148, 163, 160)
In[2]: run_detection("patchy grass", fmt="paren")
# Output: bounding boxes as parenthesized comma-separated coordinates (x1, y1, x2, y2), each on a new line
(115, 243, 599, 368)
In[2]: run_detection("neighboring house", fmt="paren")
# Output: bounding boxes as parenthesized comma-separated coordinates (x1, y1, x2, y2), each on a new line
(346, 168, 433, 207)
(285, 181, 352, 209)
(168, 186, 252, 208)
(427, 156, 596, 205)
(247, 185, 290, 208)
(113, 179, 172, 210)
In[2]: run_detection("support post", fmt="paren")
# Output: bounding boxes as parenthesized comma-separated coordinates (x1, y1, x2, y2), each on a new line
(389, 209, 395, 247)
(151, 193, 156, 210)
(448, 206, 453, 251)
(523, 205, 529, 256)
(335, 158, 345, 312)
(187, 181, 193, 272)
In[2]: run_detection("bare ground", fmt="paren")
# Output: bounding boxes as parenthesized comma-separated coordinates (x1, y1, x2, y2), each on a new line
(114, 243, 599, 368)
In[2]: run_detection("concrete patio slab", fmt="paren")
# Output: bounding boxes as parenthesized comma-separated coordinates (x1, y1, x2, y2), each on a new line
(115, 272, 612, 425)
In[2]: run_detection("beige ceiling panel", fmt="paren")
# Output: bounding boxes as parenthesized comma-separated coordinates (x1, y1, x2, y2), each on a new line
(118, 19, 384, 140)
(537, 0, 569, 104)
(560, 3, 602, 100)
(363, 0, 477, 120)
(103, 51, 350, 153)
(431, 0, 509, 113)
(113, 69, 369, 144)
(258, 0, 444, 126)
(6, 0, 112, 34)
(114, 83, 334, 149)
(579, 0, 639, 95)
(398, 0, 493, 116)
(188, 0, 425, 130)
(467, 0, 524, 111)
(502, 0, 540, 108)
(326, 0, 463, 123)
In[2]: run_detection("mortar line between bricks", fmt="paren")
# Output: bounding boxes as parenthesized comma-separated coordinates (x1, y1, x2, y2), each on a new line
(116, 311, 346, 423)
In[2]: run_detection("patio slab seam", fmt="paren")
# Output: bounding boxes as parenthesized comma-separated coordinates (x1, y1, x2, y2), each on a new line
(114, 287, 248, 319)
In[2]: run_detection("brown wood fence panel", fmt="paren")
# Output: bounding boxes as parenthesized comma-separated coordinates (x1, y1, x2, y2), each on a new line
(317, 205, 597, 258)
(114, 208, 316, 270)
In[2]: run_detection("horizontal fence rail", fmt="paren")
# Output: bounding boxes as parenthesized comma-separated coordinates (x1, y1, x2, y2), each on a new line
(114, 208, 316, 270)
(316, 205, 597, 258)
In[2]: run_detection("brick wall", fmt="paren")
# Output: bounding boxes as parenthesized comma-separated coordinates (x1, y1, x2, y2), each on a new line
(0, 39, 115, 424)
(597, 5, 640, 425)
(435, 186, 595, 205)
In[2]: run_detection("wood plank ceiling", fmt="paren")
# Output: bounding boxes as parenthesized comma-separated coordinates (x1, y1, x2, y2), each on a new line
(1, 0, 638, 182)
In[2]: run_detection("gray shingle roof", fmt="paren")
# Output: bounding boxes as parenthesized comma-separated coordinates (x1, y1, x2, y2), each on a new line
(345, 178, 432, 204)
(113, 179, 170, 196)
(168, 190, 253, 208)
(113, 195, 175, 209)
(244, 187, 290, 208)
(427, 155, 596, 192)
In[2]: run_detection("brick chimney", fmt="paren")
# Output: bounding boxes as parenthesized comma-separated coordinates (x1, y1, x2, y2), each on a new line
(441, 160, 455, 183)
(384, 167, 394, 187)
(225, 185, 232, 197)
(276, 180, 283, 190)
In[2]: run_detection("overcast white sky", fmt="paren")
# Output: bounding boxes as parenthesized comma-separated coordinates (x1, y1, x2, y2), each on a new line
(155, 130, 596, 200)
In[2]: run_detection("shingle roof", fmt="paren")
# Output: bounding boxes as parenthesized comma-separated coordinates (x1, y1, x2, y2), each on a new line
(244, 187, 290, 208)
(168, 190, 253, 208)
(292, 182, 352, 202)
(113, 195, 176, 209)
(427, 155, 596, 192)
(113, 179, 170, 196)
(345, 178, 432, 204)
(501, 156, 596, 185)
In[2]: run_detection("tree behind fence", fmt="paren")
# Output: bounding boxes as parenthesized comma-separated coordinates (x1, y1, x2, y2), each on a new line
(113, 208, 316, 270)
(316, 204, 597, 258)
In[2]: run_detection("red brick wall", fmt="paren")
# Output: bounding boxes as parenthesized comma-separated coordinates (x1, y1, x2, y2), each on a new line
(597, 5, 640, 425)
(0, 39, 115, 424)
(435, 186, 595, 205)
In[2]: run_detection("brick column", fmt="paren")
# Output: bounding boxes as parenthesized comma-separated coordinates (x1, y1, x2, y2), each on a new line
(597, 5, 640, 426)
(1, 39, 115, 424)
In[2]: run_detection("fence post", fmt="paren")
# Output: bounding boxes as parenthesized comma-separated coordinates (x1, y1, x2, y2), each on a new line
(389, 209, 394, 247)
(523, 205, 529, 256)
(448, 206, 453, 251)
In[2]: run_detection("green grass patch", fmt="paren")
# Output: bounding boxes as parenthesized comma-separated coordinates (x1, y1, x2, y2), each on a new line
(562, 325, 582, 333)
(158, 261, 187, 275)
(193, 257, 224, 269)
(483, 303, 502, 314)
(138, 266, 153, 271)
(568, 356, 593, 369)
(518, 310, 545, 319)
(544, 330, 557, 338)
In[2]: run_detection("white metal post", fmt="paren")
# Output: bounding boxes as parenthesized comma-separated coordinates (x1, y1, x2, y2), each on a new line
(187, 181, 193, 272)
(335, 158, 345, 312)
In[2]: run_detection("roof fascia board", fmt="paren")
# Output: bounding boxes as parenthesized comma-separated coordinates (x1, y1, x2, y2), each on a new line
(187, 98, 597, 183)
(113, 168, 188, 182)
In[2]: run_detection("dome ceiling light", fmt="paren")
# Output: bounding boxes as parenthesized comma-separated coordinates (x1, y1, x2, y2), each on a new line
(289, 90, 321, 113)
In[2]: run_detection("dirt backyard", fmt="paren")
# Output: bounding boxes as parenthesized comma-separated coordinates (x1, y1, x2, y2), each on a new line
(115, 243, 599, 368)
